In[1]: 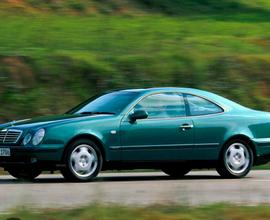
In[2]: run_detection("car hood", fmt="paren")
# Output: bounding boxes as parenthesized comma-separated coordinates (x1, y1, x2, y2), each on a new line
(0, 114, 114, 130)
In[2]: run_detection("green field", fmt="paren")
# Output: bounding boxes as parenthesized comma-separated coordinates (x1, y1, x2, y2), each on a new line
(3, 204, 270, 220)
(1, 1, 270, 121)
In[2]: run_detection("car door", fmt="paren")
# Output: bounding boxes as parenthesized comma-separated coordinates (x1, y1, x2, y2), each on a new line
(184, 93, 226, 160)
(120, 92, 194, 161)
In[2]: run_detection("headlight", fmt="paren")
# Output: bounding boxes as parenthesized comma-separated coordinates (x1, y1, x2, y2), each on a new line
(23, 133, 32, 146)
(32, 128, 45, 146)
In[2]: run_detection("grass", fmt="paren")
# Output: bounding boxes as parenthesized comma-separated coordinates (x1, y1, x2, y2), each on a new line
(1, 1, 270, 121)
(253, 163, 270, 170)
(1, 14, 270, 121)
(3, 203, 270, 220)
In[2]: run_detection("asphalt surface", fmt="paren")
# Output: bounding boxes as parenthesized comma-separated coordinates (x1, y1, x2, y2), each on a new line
(0, 170, 270, 212)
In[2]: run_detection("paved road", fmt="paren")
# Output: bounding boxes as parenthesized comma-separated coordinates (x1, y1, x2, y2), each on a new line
(0, 170, 270, 212)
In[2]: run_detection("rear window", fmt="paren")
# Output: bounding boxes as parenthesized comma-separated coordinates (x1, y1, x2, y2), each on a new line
(185, 94, 223, 116)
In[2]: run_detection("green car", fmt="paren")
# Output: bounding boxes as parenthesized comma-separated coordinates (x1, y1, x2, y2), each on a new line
(1, 87, 270, 181)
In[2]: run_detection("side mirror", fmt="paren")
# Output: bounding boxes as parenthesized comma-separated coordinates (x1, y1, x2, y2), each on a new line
(129, 110, 148, 122)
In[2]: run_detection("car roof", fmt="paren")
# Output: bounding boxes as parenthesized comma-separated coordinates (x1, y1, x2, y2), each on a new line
(121, 87, 200, 93)
(121, 87, 211, 93)
(121, 87, 223, 98)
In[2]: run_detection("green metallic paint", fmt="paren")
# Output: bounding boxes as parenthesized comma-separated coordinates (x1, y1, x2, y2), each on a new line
(120, 117, 194, 161)
(1, 87, 270, 169)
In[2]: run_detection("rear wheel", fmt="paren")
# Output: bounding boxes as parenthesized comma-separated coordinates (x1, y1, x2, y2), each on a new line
(162, 166, 191, 178)
(7, 167, 41, 181)
(61, 139, 103, 182)
(217, 139, 253, 178)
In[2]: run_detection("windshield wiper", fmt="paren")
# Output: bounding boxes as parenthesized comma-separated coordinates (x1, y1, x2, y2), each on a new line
(79, 111, 115, 115)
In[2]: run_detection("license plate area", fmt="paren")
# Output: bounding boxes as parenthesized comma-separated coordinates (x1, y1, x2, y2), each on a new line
(0, 148, 10, 157)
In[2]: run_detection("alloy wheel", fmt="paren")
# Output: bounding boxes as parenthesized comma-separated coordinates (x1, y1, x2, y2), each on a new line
(69, 144, 98, 178)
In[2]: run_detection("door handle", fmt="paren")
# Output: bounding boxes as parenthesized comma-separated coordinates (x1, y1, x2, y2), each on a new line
(180, 124, 193, 131)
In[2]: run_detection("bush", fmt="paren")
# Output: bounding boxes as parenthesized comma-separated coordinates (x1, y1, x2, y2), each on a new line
(67, 1, 87, 12)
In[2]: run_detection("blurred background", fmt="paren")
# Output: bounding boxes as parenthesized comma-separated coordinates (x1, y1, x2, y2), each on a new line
(1, 0, 270, 122)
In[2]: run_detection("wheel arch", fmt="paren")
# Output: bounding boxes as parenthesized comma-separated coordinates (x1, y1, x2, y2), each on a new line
(61, 133, 106, 163)
(220, 134, 257, 161)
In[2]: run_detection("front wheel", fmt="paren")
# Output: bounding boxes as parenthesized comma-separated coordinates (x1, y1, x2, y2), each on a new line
(216, 140, 253, 178)
(7, 167, 41, 181)
(61, 139, 103, 182)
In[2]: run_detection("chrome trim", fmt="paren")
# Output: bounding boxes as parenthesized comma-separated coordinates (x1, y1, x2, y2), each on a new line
(110, 146, 121, 150)
(109, 143, 219, 150)
(195, 143, 219, 146)
(0, 129, 23, 144)
(180, 124, 194, 129)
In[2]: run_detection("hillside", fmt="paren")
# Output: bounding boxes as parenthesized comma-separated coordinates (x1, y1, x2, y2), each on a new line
(1, 0, 270, 15)
(1, 1, 270, 121)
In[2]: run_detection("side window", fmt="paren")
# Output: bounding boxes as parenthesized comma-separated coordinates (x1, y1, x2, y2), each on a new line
(134, 93, 186, 119)
(185, 94, 223, 116)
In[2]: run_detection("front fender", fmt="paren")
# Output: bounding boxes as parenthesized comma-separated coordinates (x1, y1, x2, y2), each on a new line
(43, 117, 121, 161)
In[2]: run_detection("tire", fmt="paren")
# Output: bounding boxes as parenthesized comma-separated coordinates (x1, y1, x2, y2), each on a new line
(61, 139, 103, 182)
(162, 166, 191, 178)
(216, 139, 253, 178)
(7, 167, 41, 181)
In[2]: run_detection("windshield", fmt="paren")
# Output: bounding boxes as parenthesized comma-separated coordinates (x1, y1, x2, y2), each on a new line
(67, 91, 140, 115)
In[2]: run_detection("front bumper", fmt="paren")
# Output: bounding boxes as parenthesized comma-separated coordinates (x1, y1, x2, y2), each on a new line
(0, 144, 64, 166)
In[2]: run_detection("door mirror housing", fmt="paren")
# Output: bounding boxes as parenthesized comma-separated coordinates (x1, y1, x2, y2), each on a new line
(129, 110, 148, 122)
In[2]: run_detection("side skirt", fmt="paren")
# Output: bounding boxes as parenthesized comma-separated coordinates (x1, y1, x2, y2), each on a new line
(102, 160, 219, 171)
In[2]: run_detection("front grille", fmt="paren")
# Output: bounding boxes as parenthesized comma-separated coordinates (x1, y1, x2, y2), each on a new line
(0, 129, 22, 144)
